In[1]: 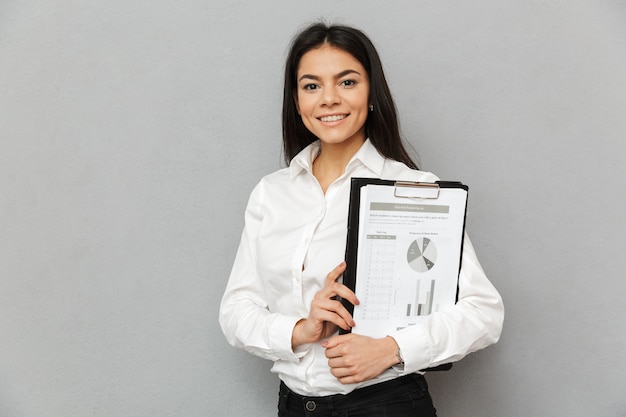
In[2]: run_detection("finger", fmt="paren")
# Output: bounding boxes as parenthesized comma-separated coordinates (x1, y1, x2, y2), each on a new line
(311, 300, 355, 330)
(311, 311, 350, 332)
(328, 363, 362, 384)
(324, 346, 344, 360)
(329, 363, 351, 377)
(316, 289, 359, 312)
(317, 282, 359, 308)
(321, 338, 338, 350)
(322, 333, 352, 349)
(321, 262, 360, 307)
(337, 375, 357, 385)
(324, 262, 347, 288)
(329, 364, 364, 385)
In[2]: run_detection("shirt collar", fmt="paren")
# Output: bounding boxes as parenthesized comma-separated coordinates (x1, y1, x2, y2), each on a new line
(289, 141, 320, 178)
(347, 139, 385, 177)
(289, 139, 385, 178)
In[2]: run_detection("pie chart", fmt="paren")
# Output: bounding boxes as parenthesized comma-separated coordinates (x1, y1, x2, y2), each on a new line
(407, 238, 437, 273)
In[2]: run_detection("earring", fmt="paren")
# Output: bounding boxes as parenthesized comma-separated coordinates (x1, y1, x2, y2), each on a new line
(369, 104, 374, 112)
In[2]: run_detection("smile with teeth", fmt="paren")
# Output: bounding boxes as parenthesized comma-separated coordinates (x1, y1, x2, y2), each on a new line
(319, 114, 347, 122)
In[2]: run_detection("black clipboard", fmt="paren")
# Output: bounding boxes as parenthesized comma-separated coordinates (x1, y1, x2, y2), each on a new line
(339, 178, 469, 372)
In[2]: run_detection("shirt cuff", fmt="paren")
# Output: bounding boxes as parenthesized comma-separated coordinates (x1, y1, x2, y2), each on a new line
(391, 327, 433, 374)
(268, 314, 310, 362)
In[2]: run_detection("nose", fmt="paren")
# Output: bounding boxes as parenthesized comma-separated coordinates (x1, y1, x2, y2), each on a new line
(320, 85, 341, 106)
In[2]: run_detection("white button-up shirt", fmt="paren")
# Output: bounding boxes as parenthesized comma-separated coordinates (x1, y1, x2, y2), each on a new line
(219, 139, 504, 396)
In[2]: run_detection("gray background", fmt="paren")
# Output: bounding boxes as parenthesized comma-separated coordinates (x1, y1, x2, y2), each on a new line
(1, 1, 625, 416)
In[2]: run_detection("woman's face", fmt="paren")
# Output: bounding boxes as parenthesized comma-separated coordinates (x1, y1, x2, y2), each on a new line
(295, 45, 370, 149)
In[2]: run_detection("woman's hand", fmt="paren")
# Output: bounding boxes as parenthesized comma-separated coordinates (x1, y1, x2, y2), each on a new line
(322, 334, 400, 384)
(291, 262, 359, 347)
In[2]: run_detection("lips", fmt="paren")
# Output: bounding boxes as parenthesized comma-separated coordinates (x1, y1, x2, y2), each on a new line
(319, 114, 347, 123)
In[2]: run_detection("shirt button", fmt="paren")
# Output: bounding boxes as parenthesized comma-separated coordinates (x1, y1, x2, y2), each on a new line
(305, 400, 316, 411)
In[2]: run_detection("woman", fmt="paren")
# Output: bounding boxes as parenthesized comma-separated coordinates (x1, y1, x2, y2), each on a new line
(219, 22, 504, 417)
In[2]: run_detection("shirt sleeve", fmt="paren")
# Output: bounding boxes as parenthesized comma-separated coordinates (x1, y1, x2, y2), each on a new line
(390, 234, 504, 373)
(219, 182, 305, 362)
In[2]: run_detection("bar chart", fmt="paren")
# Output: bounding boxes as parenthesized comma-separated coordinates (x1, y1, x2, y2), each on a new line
(405, 279, 437, 317)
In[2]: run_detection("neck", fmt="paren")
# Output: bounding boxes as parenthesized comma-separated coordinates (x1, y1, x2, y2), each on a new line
(312, 138, 365, 193)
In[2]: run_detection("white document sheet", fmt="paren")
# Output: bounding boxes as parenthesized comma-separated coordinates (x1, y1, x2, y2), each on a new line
(350, 183, 467, 338)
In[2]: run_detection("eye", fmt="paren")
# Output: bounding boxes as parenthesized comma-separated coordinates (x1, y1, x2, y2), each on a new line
(340, 79, 357, 87)
(303, 83, 319, 91)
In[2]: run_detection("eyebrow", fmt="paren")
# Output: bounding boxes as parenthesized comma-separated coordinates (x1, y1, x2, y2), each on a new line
(298, 69, 362, 82)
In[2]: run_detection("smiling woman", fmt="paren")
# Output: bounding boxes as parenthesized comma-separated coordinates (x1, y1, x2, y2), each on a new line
(295, 46, 370, 147)
(219, 22, 504, 417)
(281, 23, 419, 172)
(295, 46, 371, 192)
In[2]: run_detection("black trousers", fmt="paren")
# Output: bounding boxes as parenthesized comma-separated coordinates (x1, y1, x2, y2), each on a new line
(278, 374, 437, 417)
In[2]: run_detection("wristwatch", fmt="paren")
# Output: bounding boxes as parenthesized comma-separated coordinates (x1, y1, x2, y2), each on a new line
(396, 347, 405, 366)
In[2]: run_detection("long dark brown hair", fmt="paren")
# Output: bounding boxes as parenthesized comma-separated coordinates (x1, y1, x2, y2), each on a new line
(282, 22, 418, 169)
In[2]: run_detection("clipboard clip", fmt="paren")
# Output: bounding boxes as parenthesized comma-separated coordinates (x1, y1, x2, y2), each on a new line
(394, 181, 440, 199)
